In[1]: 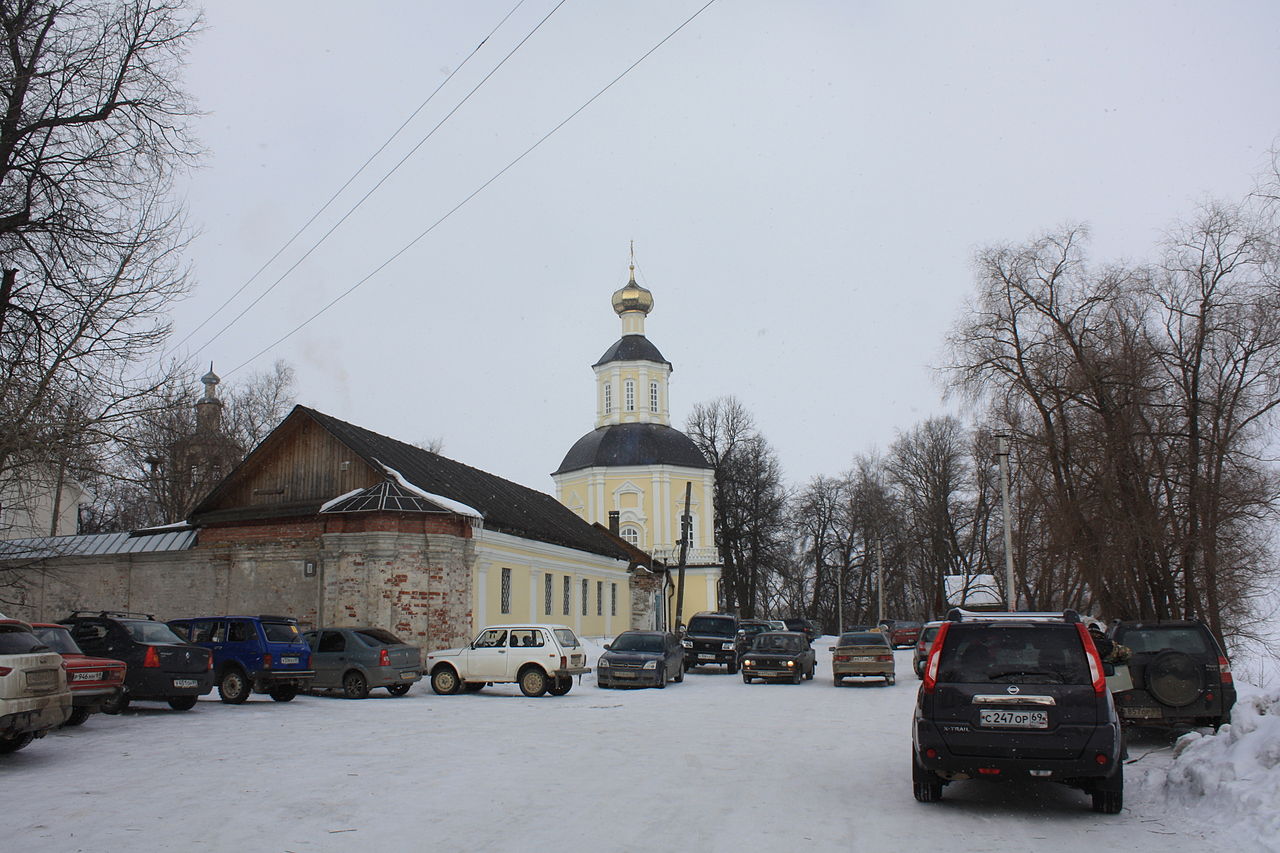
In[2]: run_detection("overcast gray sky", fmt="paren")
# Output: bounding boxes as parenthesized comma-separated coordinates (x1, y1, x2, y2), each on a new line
(171, 1, 1280, 491)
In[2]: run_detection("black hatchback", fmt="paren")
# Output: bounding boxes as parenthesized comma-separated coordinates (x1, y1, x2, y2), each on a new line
(1109, 620, 1236, 730)
(912, 609, 1124, 813)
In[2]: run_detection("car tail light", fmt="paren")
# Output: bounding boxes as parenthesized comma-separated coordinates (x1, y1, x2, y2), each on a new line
(206, 652, 214, 671)
(378, 649, 391, 667)
(1094, 753, 1109, 766)
(925, 748, 937, 759)
(878, 654, 893, 662)
(263, 653, 273, 670)
(922, 622, 950, 694)
(143, 646, 161, 668)
(0, 666, 11, 676)
(1218, 656, 1233, 684)
(1075, 623, 1107, 695)
(978, 768, 1001, 775)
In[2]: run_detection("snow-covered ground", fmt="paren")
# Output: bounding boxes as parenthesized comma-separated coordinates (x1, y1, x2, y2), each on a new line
(4, 640, 1276, 852)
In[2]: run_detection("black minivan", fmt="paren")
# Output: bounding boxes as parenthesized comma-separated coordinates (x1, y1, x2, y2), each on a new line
(912, 609, 1124, 813)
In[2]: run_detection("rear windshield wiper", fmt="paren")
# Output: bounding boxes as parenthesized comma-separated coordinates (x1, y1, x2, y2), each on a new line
(987, 669, 1063, 683)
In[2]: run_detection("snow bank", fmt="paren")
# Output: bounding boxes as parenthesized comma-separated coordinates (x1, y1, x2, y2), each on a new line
(1146, 683, 1280, 844)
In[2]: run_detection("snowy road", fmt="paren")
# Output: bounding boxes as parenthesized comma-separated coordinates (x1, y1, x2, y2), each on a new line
(2, 642, 1250, 852)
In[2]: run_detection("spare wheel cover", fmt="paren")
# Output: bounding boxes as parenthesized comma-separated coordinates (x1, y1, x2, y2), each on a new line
(1145, 650, 1203, 707)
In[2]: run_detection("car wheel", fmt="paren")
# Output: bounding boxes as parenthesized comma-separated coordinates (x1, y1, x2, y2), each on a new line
(387, 683, 412, 696)
(912, 756, 944, 802)
(548, 676, 572, 696)
(833, 675, 842, 686)
(430, 667, 461, 695)
(656, 672, 667, 689)
(674, 664, 684, 683)
(342, 671, 370, 700)
(519, 667, 548, 697)
(742, 673, 752, 684)
(268, 686, 298, 702)
(728, 661, 739, 675)
(168, 696, 198, 711)
(100, 691, 130, 715)
(0, 732, 34, 754)
(792, 668, 803, 684)
(218, 668, 251, 704)
(885, 676, 896, 686)
(64, 707, 91, 727)
(1091, 764, 1124, 814)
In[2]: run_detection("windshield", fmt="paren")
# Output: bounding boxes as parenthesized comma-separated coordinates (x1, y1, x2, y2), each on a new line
(687, 617, 735, 637)
(122, 620, 186, 645)
(32, 625, 81, 654)
(553, 628, 580, 648)
(355, 628, 403, 646)
(1114, 626, 1212, 655)
(838, 632, 886, 647)
(609, 634, 664, 653)
(937, 625, 1089, 685)
(752, 634, 803, 652)
(262, 622, 302, 643)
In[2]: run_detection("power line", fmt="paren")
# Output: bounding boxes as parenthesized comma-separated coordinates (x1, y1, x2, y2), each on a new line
(170, 0, 545, 362)
(226, 0, 719, 378)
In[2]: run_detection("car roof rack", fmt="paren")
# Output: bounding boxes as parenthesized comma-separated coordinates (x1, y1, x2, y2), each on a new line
(68, 609, 156, 620)
(946, 608, 1080, 623)
(257, 614, 298, 622)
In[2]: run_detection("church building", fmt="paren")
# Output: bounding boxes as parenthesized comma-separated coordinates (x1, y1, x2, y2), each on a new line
(553, 265, 722, 627)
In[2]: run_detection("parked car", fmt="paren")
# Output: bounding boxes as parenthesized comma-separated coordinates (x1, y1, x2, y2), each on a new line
(30, 623, 127, 726)
(303, 627, 423, 698)
(680, 612, 744, 673)
(0, 619, 71, 753)
(736, 619, 775, 651)
(912, 608, 1124, 813)
(60, 611, 213, 712)
(169, 615, 314, 704)
(782, 618, 821, 643)
(427, 624, 588, 697)
(912, 621, 946, 678)
(830, 630, 895, 685)
(1108, 619, 1236, 730)
(596, 631, 684, 689)
(740, 631, 816, 684)
(887, 620, 923, 648)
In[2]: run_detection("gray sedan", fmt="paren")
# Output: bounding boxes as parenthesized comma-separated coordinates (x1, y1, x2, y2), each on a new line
(303, 627, 423, 698)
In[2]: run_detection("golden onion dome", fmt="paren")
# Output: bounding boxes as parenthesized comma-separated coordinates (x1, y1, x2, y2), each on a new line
(611, 266, 653, 316)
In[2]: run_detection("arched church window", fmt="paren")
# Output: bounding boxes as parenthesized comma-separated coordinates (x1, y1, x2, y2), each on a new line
(603, 383, 612, 414)
(650, 382, 660, 413)
(620, 525, 640, 547)
(624, 380, 635, 411)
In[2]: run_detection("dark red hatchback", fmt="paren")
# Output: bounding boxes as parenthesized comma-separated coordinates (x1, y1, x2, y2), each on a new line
(31, 623, 127, 726)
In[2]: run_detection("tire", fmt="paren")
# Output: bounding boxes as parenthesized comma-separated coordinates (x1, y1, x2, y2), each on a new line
(268, 686, 298, 702)
(912, 756, 944, 803)
(674, 664, 684, 683)
(656, 673, 666, 689)
(683, 660, 694, 673)
(792, 668, 803, 684)
(168, 696, 198, 711)
(806, 665, 815, 680)
(833, 675, 842, 686)
(100, 691, 129, 715)
(430, 667, 461, 695)
(548, 677, 573, 696)
(64, 707, 91, 727)
(218, 668, 251, 704)
(728, 661, 739, 675)
(885, 676, 896, 686)
(0, 732, 34, 754)
(342, 670, 370, 700)
(518, 667, 548, 697)
(387, 683, 412, 696)
(743, 673, 752, 684)
(1091, 765, 1124, 814)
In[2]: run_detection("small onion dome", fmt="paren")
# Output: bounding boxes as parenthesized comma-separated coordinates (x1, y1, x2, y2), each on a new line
(611, 267, 653, 316)
(201, 368, 220, 388)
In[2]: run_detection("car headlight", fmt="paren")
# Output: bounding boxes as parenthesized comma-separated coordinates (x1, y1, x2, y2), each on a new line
(642, 660, 657, 670)
(721, 642, 735, 651)
(743, 658, 755, 666)
(597, 659, 610, 668)
(681, 640, 692, 649)
(785, 660, 795, 667)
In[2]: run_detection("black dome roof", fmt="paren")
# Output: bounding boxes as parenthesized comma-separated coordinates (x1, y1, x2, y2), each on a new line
(594, 335, 670, 368)
(554, 423, 711, 474)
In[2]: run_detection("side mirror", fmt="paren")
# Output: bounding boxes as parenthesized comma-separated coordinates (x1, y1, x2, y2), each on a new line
(828, 647, 835, 652)
(603, 644, 612, 651)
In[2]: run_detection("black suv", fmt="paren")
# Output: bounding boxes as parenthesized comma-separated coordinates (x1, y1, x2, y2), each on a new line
(912, 609, 1124, 814)
(60, 611, 214, 712)
(1109, 620, 1235, 730)
(680, 612, 744, 673)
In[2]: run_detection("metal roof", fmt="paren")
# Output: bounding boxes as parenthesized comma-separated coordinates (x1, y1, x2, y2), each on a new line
(0, 529, 197, 561)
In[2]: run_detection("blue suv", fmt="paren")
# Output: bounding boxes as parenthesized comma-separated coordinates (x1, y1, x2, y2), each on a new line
(169, 615, 314, 704)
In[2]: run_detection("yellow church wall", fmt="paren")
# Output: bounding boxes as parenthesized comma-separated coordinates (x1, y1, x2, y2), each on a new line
(665, 567, 720, 628)
(472, 529, 632, 640)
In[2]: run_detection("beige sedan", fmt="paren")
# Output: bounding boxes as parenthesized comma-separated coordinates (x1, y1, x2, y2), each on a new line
(830, 630, 896, 686)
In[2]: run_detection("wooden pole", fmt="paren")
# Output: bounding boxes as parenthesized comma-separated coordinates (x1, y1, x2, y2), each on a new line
(674, 482, 692, 629)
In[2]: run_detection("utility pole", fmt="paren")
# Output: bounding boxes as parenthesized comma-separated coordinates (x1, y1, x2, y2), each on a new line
(996, 433, 1016, 610)
(876, 538, 885, 624)
(673, 482, 692, 630)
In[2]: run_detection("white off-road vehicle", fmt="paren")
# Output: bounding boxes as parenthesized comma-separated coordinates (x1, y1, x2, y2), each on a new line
(426, 624, 590, 697)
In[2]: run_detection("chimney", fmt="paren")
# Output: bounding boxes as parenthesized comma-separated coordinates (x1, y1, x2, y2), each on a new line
(608, 511, 620, 535)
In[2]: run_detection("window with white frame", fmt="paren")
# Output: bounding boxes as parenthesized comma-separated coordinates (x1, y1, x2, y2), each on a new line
(624, 379, 635, 411)
(581, 579, 588, 616)
(500, 568, 511, 614)
(650, 382, 659, 413)
(603, 382, 612, 414)
(620, 525, 640, 547)
(597, 581, 603, 616)
(544, 573, 552, 616)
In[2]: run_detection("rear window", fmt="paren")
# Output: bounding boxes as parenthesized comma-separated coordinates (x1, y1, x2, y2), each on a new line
(838, 632, 887, 646)
(0, 628, 49, 655)
(553, 628, 580, 648)
(262, 622, 301, 643)
(937, 625, 1090, 685)
(121, 620, 185, 645)
(687, 617, 735, 637)
(31, 625, 80, 654)
(354, 628, 402, 646)
(920, 625, 942, 644)
(1114, 626, 1212, 655)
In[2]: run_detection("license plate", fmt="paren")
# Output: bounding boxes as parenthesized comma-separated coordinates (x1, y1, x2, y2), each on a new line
(698, 654, 715, 660)
(281, 656, 299, 665)
(173, 679, 199, 688)
(26, 670, 56, 688)
(400, 672, 417, 680)
(72, 671, 103, 681)
(614, 671, 636, 679)
(1122, 706, 1162, 719)
(851, 656, 875, 662)
(979, 709, 1048, 728)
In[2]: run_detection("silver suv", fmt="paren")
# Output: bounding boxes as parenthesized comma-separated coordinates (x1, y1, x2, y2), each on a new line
(1, 619, 72, 754)
(426, 624, 589, 697)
